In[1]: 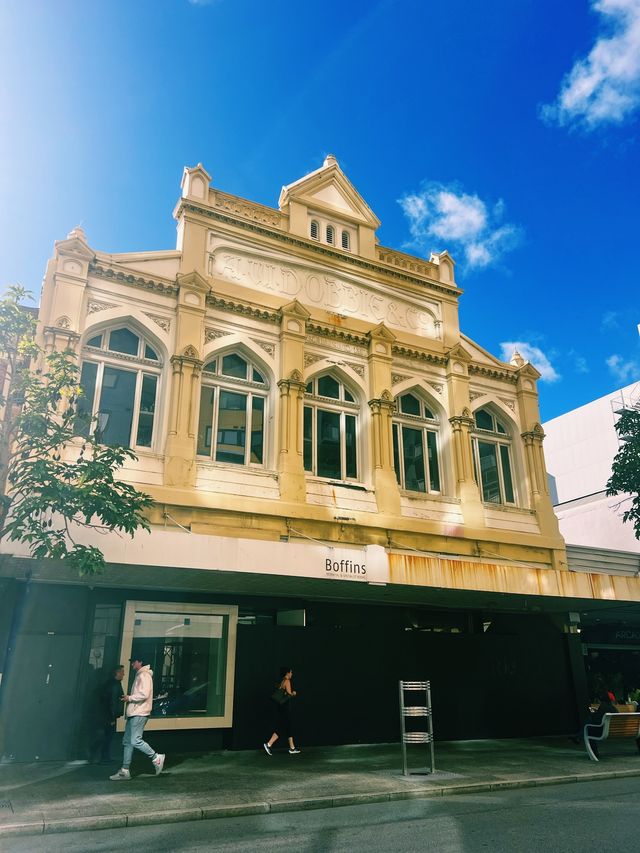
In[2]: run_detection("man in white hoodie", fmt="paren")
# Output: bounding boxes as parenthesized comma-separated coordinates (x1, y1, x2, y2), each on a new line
(109, 657, 165, 780)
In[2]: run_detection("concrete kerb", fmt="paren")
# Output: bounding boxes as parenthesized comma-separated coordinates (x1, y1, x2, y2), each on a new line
(4, 767, 640, 838)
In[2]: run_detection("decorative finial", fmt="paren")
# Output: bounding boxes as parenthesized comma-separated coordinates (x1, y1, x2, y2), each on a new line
(324, 153, 337, 167)
(67, 224, 87, 241)
(510, 349, 525, 368)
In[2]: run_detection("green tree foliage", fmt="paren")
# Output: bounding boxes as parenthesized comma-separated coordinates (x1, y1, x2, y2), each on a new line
(0, 285, 153, 575)
(606, 407, 640, 540)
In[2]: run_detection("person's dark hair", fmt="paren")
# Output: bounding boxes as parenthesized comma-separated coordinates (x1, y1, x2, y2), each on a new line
(113, 664, 124, 675)
(279, 665, 292, 679)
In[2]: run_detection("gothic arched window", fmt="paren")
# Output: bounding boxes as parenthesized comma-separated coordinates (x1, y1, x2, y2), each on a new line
(471, 407, 515, 504)
(303, 373, 358, 480)
(197, 351, 268, 466)
(78, 325, 161, 448)
(392, 392, 441, 493)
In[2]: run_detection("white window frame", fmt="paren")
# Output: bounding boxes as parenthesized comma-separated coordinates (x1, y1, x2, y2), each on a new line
(471, 408, 516, 506)
(393, 393, 441, 494)
(117, 601, 238, 731)
(80, 327, 162, 451)
(197, 352, 268, 468)
(303, 374, 360, 482)
(307, 214, 355, 252)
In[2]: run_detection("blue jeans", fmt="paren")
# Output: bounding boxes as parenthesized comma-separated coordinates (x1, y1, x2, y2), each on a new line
(122, 715, 155, 768)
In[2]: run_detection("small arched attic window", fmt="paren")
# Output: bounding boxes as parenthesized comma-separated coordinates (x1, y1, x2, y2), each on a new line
(341, 230, 350, 250)
(310, 220, 319, 240)
(326, 225, 335, 245)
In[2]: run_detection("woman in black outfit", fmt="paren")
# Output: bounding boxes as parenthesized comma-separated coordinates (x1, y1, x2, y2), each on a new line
(263, 666, 300, 755)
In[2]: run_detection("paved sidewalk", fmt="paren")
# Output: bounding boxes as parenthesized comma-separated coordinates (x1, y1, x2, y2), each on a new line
(2, 737, 640, 838)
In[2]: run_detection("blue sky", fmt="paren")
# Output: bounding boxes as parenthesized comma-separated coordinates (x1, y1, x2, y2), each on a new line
(1, 0, 638, 420)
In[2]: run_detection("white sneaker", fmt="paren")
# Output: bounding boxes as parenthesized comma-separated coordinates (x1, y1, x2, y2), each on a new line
(109, 768, 131, 781)
(152, 753, 165, 775)
(288, 748, 301, 755)
(263, 743, 272, 756)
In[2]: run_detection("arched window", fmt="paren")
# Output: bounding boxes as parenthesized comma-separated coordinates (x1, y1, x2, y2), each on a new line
(197, 351, 268, 466)
(310, 220, 319, 240)
(392, 392, 441, 493)
(326, 225, 335, 245)
(341, 230, 350, 250)
(303, 374, 358, 480)
(78, 325, 161, 448)
(471, 408, 515, 504)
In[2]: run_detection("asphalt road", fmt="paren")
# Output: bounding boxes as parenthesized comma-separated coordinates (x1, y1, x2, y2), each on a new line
(5, 776, 640, 852)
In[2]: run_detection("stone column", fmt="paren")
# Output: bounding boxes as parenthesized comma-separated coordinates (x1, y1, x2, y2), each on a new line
(446, 343, 484, 528)
(163, 270, 208, 487)
(367, 323, 400, 516)
(515, 362, 564, 565)
(164, 350, 203, 487)
(277, 300, 310, 503)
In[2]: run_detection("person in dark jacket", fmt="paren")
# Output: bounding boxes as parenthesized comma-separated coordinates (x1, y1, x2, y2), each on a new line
(100, 664, 125, 762)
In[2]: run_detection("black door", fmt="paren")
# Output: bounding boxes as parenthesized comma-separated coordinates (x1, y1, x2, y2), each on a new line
(3, 632, 84, 761)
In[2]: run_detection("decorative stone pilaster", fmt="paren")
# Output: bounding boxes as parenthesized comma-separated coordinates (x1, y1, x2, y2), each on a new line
(448, 409, 476, 488)
(446, 343, 484, 527)
(515, 362, 562, 544)
(278, 300, 310, 503)
(37, 226, 92, 356)
(164, 349, 203, 487)
(368, 390, 401, 515)
(367, 324, 400, 515)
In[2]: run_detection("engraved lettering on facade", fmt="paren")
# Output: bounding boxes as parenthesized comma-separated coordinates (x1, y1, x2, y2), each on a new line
(209, 244, 441, 340)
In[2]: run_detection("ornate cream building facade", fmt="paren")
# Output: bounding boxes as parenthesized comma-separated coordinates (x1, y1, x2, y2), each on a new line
(4, 157, 636, 760)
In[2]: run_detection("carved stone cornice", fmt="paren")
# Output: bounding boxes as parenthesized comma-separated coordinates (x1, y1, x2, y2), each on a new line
(391, 345, 447, 366)
(44, 326, 80, 341)
(468, 364, 518, 384)
(277, 368, 307, 395)
(522, 423, 545, 443)
(205, 293, 280, 324)
(368, 389, 396, 415)
(306, 323, 369, 347)
(89, 263, 178, 296)
(176, 201, 460, 298)
(170, 353, 204, 372)
(449, 411, 474, 431)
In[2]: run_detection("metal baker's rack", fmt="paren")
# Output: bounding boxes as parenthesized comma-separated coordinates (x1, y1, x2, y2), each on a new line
(399, 680, 435, 776)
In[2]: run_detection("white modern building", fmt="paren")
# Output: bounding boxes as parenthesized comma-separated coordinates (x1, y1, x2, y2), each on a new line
(543, 382, 640, 553)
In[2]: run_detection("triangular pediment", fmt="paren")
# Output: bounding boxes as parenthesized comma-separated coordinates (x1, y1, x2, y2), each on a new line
(447, 342, 473, 363)
(279, 155, 380, 228)
(55, 227, 94, 261)
(517, 362, 542, 381)
(460, 334, 512, 368)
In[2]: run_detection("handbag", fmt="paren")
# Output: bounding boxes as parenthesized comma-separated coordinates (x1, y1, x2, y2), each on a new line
(270, 687, 290, 705)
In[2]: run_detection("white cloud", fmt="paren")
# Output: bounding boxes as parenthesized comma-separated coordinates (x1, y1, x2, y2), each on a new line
(399, 184, 522, 270)
(601, 309, 620, 329)
(568, 349, 590, 373)
(607, 353, 640, 382)
(541, 0, 640, 130)
(499, 341, 561, 382)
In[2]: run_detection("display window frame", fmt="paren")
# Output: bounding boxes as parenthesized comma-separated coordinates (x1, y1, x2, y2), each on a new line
(117, 601, 238, 731)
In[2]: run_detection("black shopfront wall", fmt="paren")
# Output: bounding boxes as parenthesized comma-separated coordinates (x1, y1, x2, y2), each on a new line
(0, 578, 577, 759)
(0, 583, 90, 761)
(231, 617, 576, 749)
